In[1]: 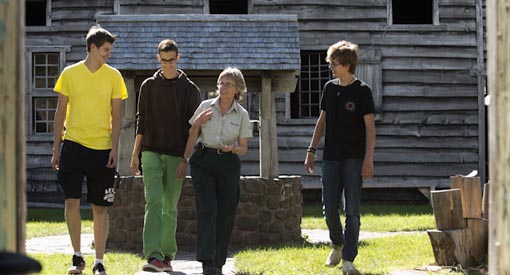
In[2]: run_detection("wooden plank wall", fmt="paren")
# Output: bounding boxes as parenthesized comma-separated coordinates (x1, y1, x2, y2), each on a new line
(246, 0, 482, 189)
(25, 0, 116, 203)
(25, 0, 484, 202)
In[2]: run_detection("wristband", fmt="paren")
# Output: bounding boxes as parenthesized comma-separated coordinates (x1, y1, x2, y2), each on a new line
(181, 156, 189, 163)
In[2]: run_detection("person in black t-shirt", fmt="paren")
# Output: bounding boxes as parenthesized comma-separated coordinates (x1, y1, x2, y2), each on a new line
(304, 40, 375, 275)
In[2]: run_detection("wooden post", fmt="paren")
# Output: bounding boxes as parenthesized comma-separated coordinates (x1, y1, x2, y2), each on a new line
(450, 176, 483, 218)
(118, 75, 136, 176)
(430, 189, 466, 230)
(482, 183, 489, 219)
(259, 73, 279, 178)
(0, 0, 25, 252)
(487, 0, 510, 272)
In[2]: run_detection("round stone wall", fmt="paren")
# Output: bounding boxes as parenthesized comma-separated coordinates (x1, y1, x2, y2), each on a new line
(108, 176, 303, 251)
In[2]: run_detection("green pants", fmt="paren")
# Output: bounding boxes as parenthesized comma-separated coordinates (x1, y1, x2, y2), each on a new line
(142, 151, 183, 260)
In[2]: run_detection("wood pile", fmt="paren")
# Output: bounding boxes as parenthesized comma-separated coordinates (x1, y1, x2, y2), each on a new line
(426, 176, 489, 267)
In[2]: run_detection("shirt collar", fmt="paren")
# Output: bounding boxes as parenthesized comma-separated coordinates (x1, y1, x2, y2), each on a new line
(210, 96, 239, 113)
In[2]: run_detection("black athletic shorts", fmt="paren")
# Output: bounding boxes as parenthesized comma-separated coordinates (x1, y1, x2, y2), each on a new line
(57, 140, 115, 206)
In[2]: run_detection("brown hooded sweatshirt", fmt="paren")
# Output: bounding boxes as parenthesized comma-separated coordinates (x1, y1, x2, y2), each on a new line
(136, 69, 201, 156)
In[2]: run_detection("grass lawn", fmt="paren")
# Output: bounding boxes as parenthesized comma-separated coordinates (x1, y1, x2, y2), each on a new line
(26, 204, 487, 275)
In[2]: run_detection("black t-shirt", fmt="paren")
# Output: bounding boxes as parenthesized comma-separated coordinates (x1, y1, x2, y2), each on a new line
(320, 78, 375, 161)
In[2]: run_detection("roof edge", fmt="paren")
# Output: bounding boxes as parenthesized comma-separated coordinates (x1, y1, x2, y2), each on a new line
(97, 14, 298, 22)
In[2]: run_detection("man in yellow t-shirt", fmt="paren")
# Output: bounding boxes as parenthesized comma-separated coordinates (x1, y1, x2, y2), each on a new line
(51, 26, 128, 275)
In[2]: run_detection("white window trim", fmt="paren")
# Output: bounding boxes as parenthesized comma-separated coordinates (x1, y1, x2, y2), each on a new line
(26, 46, 70, 139)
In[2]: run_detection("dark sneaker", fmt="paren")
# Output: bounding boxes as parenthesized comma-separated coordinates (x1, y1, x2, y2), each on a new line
(67, 255, 86, 274)
(162, 257, 173, 272)
(93, 263, 107, 275)
(142, 258, 165, 272)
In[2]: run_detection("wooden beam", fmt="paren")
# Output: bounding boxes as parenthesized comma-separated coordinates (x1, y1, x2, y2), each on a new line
(259, 74, 278, 178)
(118, 76, 136, 176)
(487, 0, 510, 272)
(0, 0, 25, 252)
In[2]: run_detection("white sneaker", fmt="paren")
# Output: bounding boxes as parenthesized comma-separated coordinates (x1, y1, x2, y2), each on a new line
(341, 260, 360, 275)
(325, 245, 342, 266)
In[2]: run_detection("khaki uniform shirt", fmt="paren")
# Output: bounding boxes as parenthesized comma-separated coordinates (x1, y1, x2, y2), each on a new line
(189, 96, 252, 148)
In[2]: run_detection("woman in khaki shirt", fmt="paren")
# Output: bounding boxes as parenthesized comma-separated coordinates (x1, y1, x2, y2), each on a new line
(179, 67, 252, 275)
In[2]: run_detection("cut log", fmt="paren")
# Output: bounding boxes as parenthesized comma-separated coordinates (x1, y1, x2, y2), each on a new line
(427, 218, 488, 267)
(431, 189, 466, 230)
(482, 183, 490, 219)
(450, 176, 483, 218)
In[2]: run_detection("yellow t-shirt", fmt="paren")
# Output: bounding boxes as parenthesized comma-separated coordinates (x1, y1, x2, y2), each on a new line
(54, 61, 128, 150)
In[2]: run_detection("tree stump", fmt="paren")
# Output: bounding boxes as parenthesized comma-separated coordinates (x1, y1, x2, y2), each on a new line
(427, 218, 488, 266)
(431, 189, 466, 230)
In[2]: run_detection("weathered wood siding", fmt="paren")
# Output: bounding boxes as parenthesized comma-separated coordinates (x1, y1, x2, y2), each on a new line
(25, 1, 116, 203)
(25, 0, 485, 203)
(247, 0, 483, 189)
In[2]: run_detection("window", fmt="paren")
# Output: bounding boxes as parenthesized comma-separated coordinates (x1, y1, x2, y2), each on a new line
(290, 50, 383, 120)
(209, 0, 248, 14)
(26, 47, 69, 137)
(33, 53, 59, 89)
(389, 0, 438, 25)
(291, 52, 331, 118)
(31, 52, 59, 134)
(33, 97, 57, 133)
(26, 0, 49, 26)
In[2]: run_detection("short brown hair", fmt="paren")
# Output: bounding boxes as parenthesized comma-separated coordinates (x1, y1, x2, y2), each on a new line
(158, 39, 179, 55)
(86, 26, 116, 52)
(326, 40, 359, 74)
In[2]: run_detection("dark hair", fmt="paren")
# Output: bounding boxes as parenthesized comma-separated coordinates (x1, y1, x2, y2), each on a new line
(86, 26, 116, 52)
(158, 39, 179, 55)
(326, 40, 359, 74)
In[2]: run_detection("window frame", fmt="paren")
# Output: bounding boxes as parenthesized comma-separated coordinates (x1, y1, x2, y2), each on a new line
(26, 46, 70, 140)
(387, 0, 439, 26)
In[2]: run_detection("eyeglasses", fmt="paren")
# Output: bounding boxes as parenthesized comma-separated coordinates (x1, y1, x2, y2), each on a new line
(160, 57, 177, 64)
(329, 62, 341, 69)
(217, 82, 235, 89)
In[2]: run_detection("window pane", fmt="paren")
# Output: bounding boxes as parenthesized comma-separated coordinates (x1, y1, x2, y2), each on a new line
(35, 66, 46, 77)
(34, 54, 46, 64)
(35, 123, 47, 133)
(48, 65, 59, 76)
(47, 53, 59, 64)
(35, 78, 46, 88)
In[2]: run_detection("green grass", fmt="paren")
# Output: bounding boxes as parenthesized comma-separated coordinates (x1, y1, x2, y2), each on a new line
(301, 203, 436, 232)
(26, 204, 486, 275)
(234, 232, 486, 275)
(26, 208, 93, 239)
(28, 252, 145, 275)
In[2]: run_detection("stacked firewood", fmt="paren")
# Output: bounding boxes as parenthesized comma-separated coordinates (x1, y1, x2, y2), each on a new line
(426, 175, 489, 267)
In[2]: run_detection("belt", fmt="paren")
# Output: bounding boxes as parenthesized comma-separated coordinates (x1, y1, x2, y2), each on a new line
(198, 143, 231, 155)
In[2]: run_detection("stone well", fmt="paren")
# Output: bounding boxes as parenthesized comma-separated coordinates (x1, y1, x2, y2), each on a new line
(107, 176, 303, 251)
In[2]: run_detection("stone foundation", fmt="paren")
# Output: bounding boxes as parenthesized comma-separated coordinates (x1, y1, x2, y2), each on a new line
(108, 176, 303, 251)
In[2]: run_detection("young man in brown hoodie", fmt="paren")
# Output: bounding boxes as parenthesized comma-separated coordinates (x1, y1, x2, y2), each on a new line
(130, 39, 201, 272)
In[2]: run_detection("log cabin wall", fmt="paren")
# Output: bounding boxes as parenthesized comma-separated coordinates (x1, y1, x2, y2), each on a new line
(247, 0, 485, 190)
(24, 0, 485, 203)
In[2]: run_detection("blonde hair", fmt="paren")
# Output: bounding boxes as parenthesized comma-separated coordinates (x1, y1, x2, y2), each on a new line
(216, 67, 247, 101)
